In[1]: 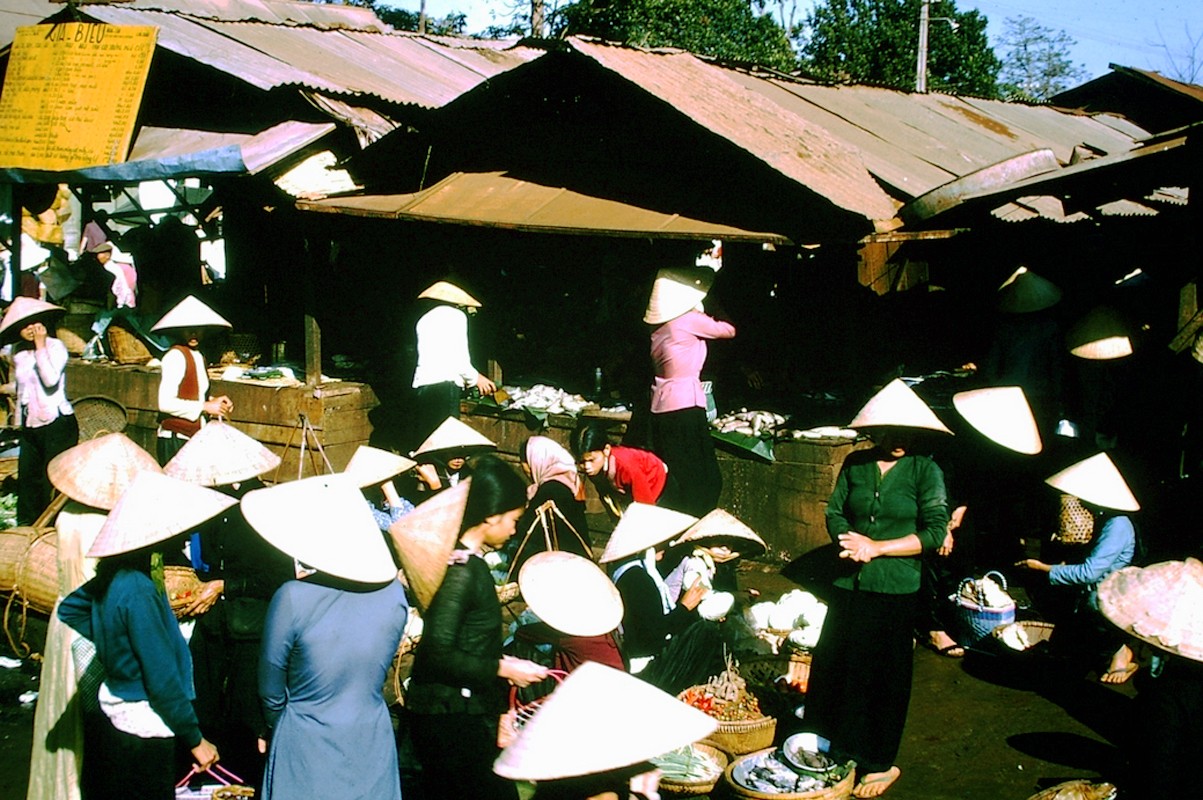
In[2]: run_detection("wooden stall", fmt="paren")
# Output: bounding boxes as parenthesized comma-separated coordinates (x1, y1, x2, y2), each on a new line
(66, 361, 378, 480)
(459, 401, 866, 560)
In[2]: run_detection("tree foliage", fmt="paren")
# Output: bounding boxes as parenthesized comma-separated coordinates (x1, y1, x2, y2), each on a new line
(799, 0, 1000, 97)
(558, 0, 797, 71)
(997, 16, 1088, 102)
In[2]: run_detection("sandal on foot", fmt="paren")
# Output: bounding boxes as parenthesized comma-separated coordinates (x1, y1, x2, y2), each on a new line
(854, 766, 901, 798)
(1100, 663, 1138, 684)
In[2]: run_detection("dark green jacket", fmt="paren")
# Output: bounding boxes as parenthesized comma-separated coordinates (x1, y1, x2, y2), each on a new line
(826, 450, 949, 594)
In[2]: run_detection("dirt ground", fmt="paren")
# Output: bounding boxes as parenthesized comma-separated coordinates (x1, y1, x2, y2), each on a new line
(0, 566, 1132, 800)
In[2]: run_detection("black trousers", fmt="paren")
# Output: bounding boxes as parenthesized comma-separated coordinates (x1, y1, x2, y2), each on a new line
(801, 586, 917, 774)
(412, 381, 461, 447)
(649, 406, 721, 516)
(17, 413, 78, 525)
(156, 431, 190, 467)
(88, 716, 176, 800)
(408, 711, 517, 800)
(1130, 655, 1203, 799)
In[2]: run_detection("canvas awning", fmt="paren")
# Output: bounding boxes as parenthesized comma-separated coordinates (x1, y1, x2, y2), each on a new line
(0, 120, 336, 183)
(295, 171, 793, 244)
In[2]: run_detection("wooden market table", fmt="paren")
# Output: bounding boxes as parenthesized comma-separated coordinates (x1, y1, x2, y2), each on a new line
(458, 400, 866, 559)
(66, 360, 378, 480)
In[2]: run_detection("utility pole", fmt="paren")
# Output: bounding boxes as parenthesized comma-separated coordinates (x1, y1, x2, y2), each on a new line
(915, 0, 931, 93)
(531, 0, 545, 37)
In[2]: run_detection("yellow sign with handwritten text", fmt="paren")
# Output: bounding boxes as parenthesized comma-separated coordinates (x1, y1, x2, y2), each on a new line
(0, 23, 157, 171)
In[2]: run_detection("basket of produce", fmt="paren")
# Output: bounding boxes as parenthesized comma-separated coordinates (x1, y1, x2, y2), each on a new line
(165, 566, 203, 619)
(652, 742, 728, 796)
(738, 590, 828, 656)
(1025, 779, 1116, 800)
(992, 620, 1056, 652)
(725, 746, 855, 799)
(680, 655, 776, 755)
(951, 571, 1016, 646)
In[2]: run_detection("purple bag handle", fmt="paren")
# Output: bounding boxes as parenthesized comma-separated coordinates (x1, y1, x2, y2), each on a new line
(175, 763, 245, 788)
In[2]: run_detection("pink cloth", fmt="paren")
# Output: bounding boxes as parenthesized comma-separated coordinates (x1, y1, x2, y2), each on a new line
(10, 338, 73, 428)
(524, 435, 581, 500)
(649, 310, 735, 413)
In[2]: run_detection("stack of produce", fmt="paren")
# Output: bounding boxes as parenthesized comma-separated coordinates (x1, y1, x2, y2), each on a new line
(650, 743, 726, 795)
(679, 656, 776, 754)
(735, 590, 828, 655)
(500, 384, 595, 416)
(711, 409, 785, 438)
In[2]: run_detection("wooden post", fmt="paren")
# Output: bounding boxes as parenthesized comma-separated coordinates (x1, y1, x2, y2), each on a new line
(304, 313, 321, 386)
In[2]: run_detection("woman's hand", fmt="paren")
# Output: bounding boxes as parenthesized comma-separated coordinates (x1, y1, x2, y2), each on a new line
(679, 577, 709, 612)
(838, 532, 879, 563)
(475, 373, 496, 396)
(1016, 559, 1051, 573)
(191, 737, 220, 770)
(184, 579, 224, 616)
(498, 655, 550, 688)
(938, 531, 955, 557)
(203, 395, 234, 417)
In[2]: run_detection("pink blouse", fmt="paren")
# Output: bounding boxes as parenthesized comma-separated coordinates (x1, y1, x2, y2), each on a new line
(649, 310, 735, 413)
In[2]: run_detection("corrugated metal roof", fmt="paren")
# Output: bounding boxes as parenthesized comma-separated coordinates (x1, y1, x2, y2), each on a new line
(297, 171, 793, 244)
(0, 0, 51, 49)
(73, 6, 538, 107)
(566, 39, 900, 226)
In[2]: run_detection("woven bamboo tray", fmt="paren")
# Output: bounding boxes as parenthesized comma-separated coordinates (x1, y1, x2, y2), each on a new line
(725, 747, 855, 799)
(659, 742, 729, 797)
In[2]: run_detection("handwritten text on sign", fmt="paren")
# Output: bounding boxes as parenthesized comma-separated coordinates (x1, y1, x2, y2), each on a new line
(0, 23, 157, 171)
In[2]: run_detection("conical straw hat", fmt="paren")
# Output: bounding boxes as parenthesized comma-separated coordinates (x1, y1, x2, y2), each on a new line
(150, 295, 232, 331)
(241, 473, 397, 584)
(389, 479, 472, 609)
(411, 417, 497, 459)
(493, 661, 717, 781)
(1099, 559, 1203, 662)
(1066, 306, 1133, 360)
(997, 267, 1062, 313)
(643, 267, 715, 325)
(88, 472, 237, 558)
(0, 297, 65, 344)
(418, 281, 481, 308)
(598, 503, 698, 564)
(343, 445, 417, 488)
(1045, 452, 1139, 512)
(518, 552, 623, 637)
(848, 379, 953, 434)
(952, 386, 1042, 455)
(48, 433, 162, 510)
(164, 421, 281, 486)
(672, 508, 767, 557)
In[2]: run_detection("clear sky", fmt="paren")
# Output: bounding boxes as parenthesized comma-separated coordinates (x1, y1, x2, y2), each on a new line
(382, 0, 1203, 82)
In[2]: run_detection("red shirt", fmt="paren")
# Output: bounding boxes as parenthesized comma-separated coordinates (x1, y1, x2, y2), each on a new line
(606, 445, 668, 504)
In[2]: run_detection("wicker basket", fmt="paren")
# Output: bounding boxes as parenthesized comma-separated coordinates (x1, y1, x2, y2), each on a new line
(12, 530, 57, 615)
(496, 581, 520, 604)
(702, 714, 777, 756)
(1054, 494, 1095, 544)
(73, 395, 128, 441)
(952, 571, 1016, 646)
(1026, 779, 1116, 800)
(57, 314, 95, 355)
(659, 742, 729, 797)
(992, 620, 1056, 652)
(106, 325, 152, 365)
(725, 748, 855, 799)
(165, 566, 203, 619)
(742, 651, 812, 693)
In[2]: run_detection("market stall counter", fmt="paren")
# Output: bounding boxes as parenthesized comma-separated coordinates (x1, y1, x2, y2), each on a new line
(66, 360, 377, 479)
(459, 399, 868, 559)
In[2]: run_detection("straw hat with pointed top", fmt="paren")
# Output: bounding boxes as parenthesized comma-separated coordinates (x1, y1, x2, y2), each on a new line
(150, 295, 232, 332)
(0, 297, 65, 344)
(343, 445, 418, 488)
(418, 281, 481, 308)
(997, 267, 1062, 313)
(48, 433, 162, 511)
(389, 479, 472, 609)
(599, 503, 698, 564)
(494, 661, 717, 781)
(87, 472, 237, 558)
(952, 386, 1042, 455)
(519, 552, 623, 637)
(1045, 452, 1139, 512)
(1066, 306, 1134, 360)
(672, 508, 767, 557)
(644, 266, 715, 325)
(241, 473, 397, 584)
(164, 421, 281, 486)
(1099, 559, 1203, 662)
(411, 417, 497, 460)
(848, 378, 953, 434)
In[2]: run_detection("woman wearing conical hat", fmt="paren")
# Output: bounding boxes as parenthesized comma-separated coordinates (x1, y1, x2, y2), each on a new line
(799, 379, 951, 799)
(0, 297, 78, 524)
(151, 295, 234, 465)
(57, 473, 237, 800)
(644, 263, 735, 516)
(410, 280, 494, 446)
(1017, 452, 1141, 684)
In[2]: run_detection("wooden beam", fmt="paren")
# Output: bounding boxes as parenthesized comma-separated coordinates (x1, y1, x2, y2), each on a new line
(304, 313, 321, 386)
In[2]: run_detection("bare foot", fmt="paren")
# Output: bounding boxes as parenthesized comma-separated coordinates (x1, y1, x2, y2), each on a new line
(854, 766, 901, 798)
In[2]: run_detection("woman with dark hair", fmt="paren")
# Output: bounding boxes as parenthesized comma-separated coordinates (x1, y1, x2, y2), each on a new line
(573, 423, 676, 518)
(57, 473, 235, 800)
(242, 474, 409, 800)
(0, 297, 78, 524)
(395, 454, 550, 800)
(509, 436, 592, 572)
